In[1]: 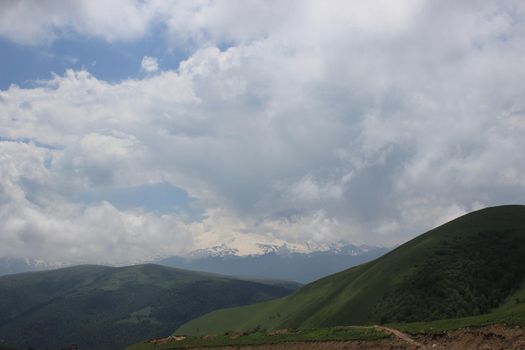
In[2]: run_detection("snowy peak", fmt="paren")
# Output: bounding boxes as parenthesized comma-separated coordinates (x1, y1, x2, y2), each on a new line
(188, 244, 240, 258)
(157, 243, 390, 283)
(186, 240, 386, 259)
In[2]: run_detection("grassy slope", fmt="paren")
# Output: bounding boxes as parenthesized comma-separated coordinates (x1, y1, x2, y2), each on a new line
(395, 281, 525, 334)
(0, 264, 298, 350)
(178, 205, 525, 335)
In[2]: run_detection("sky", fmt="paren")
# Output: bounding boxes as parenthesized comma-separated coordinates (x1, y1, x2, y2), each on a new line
(1, 0, 525, 264)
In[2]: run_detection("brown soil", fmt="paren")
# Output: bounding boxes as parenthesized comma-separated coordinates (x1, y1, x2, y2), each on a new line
(416, 325, 525, 350)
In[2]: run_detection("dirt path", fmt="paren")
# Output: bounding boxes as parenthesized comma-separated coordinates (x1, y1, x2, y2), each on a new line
(374, 325, 427, 349)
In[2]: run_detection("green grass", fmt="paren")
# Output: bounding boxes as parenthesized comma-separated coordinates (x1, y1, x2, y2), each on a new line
(127, 326, 390, 350)
(394, 282, 525, 334)
(178, 205, 525, 335)
(0, 264, 299, 350)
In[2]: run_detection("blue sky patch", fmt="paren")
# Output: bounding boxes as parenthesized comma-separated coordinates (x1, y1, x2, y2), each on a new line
(79, 182, 205, 222)
(0, 29, 189, 89)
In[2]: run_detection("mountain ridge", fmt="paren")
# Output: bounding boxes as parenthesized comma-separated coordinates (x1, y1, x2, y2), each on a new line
(156, 244, 388, 283)
(0, 243, 388, 281)
(177, 205, 525, 335)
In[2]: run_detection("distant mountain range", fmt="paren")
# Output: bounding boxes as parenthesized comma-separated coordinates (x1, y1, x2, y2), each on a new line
(178, 205, 525, 335)
(156, 244, 389, 283)
(0, 257, 69, 276)
(0, 243, 389, 283)
(0, 264, 299, 350)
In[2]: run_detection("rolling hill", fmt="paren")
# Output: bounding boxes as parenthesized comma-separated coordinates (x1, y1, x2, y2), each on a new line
(178, 205, 525, 335)
(0, 264, 299, 350)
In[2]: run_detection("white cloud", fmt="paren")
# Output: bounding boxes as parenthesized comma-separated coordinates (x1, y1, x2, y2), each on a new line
(1, 1, 525, 261)
(0, 0, 155, 45)
(141, 56, 159, 73)
(0, 0, 426, 46)
(287, 175, 345, 203)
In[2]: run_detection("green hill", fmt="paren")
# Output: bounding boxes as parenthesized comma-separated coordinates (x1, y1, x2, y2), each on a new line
(0, 264, 299, 350)
(178, 205, 525, 335)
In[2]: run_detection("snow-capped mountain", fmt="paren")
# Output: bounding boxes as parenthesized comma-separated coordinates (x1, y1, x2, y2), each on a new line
(184, 234, 386, 258)
(185, 240, 384, 259)
(158, 242, 390, 283)
(1, 241, 390, 283)
(189, 244, 241, 258)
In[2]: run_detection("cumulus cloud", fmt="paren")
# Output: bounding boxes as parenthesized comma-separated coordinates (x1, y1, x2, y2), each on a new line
(1, 1, 525, 262)
(141, 56, 159, 73)
(0, 0, 155, 45)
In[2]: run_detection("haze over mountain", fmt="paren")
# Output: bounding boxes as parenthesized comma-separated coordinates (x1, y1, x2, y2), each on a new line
(179, 205, 525, 335)
(157, 244, 388, 283)
(0, 242, 388, 283)
(0, 264, 298, 350)
(0, 257, 71, 277)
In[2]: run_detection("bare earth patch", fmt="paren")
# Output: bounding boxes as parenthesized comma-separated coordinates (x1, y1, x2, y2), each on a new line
(416, 325, 525, 350)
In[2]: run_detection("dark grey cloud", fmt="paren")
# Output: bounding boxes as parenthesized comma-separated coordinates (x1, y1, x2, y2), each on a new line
(0, 1, 524, 261)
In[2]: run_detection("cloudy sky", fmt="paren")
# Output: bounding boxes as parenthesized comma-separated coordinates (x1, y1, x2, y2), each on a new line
(1, 0, 524, 264)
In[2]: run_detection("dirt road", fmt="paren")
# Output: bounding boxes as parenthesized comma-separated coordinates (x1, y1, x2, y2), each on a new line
(374, 325, 427, 349)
